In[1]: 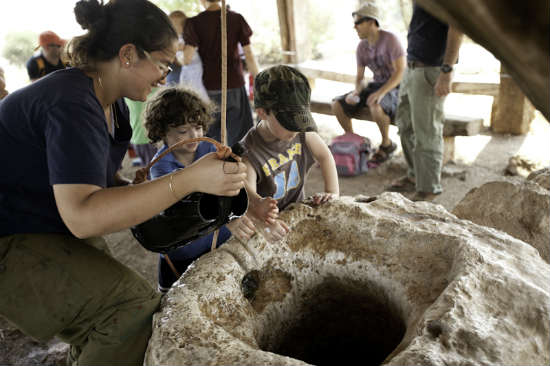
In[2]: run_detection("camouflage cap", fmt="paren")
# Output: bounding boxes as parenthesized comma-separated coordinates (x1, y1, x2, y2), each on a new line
(253, 65, 317, 132)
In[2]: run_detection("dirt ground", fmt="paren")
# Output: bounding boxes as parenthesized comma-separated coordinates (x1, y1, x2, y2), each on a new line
(1, 110, 548, 365)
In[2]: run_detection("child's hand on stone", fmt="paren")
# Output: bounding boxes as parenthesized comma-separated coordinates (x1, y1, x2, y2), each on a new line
(249, 196, 279, 225)
(260, 219, 290, 243)
(227, 214, 256, 242)
(311, 192, 339, 206)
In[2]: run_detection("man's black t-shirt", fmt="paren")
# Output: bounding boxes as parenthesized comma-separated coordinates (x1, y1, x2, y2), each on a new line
(406, 3, 449, 66)
(0, 68, 131, 236)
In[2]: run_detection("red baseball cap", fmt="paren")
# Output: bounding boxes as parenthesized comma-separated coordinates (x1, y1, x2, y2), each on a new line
(35, 31, 66, 50)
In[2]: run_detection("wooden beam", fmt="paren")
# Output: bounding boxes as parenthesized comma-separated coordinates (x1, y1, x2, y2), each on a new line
(297, 66, 356, 84)
(451, 82, 499, 97)
(490, 65, 536, 134)
(298, 65, 499, 97)
(276, 0, 297, 64)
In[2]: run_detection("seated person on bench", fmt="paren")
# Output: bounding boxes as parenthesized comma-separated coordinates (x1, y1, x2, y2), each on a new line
(331, 2, 405, 164)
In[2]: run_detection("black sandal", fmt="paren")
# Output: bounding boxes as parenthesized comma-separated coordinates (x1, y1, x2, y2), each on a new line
(370, 141, 397, 164)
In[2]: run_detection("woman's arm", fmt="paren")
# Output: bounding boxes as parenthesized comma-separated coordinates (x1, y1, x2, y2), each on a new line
(53, 153, 246, 238)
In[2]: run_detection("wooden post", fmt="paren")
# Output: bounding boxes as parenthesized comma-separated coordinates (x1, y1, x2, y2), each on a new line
(276, 0, 297, 64)
(491, 65, 536, 134)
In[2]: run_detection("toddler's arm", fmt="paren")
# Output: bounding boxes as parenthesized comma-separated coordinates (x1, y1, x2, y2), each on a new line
(305, 132, 340, 206)
(244, 159, 279, 224)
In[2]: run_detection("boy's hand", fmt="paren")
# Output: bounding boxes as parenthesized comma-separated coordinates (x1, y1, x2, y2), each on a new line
(311, 192, 339, 206)
(249, 196, 279, 225)
(227, 214, 256, 241)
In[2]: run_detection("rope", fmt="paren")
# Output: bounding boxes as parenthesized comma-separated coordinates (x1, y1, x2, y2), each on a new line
(132, 136, 240, 184)
(164, 255, 181, 279)
(221, 0, 227, 146)
(211, 0, 228, 252)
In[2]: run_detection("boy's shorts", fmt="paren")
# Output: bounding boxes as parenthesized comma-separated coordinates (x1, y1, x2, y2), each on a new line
(333, 82, 399, 122)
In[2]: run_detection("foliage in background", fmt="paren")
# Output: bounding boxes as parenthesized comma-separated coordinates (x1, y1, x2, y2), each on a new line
(150, 0, 337, 64)
(149, 0, 432, 65)
(152, 0, 201, 16)
(306, 2, 336, 60)
(2, 31, 36, 66)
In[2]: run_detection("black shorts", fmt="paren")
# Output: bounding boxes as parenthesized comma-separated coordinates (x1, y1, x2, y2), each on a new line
(333, 82, 399, 122)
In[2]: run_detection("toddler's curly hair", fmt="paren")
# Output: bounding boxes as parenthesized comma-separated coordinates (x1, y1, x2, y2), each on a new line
(144, 87, 215, 143)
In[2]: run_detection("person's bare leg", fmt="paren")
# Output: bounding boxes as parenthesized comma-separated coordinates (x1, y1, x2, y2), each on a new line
(331, 100, 354, 133)
(369, 103, 391, 147)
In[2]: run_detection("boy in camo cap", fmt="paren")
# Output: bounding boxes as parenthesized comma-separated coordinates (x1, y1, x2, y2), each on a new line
(241, 65, 339, 241)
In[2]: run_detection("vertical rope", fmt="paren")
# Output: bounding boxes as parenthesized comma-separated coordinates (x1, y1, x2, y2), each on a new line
(212, 0, 228, 252)
(220, 0, 228, 146)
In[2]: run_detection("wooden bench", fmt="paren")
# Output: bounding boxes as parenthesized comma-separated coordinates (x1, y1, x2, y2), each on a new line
(309, 97, 484, 164)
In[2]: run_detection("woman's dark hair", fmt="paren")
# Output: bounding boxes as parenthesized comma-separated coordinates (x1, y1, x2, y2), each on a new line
(68, 0, 178, 69)
(144, 87, 215, 143)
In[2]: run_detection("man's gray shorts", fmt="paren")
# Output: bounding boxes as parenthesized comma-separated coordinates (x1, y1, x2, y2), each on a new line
(334, 82, 400, 122)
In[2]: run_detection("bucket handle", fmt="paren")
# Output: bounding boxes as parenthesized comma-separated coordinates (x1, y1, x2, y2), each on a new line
(132, 137, 242, 185)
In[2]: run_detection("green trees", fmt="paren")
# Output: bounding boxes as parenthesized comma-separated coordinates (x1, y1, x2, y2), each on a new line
(2, 31, 36, 66)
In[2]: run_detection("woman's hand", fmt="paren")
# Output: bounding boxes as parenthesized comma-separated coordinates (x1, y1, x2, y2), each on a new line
(186, 152, 247, 196)
(226, 214, 256, 241)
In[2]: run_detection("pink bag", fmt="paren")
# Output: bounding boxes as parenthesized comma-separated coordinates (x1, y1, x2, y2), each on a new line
(329, 132, 372, 176)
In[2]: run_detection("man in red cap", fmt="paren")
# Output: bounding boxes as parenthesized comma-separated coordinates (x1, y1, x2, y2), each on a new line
(26, 31, 67, 82)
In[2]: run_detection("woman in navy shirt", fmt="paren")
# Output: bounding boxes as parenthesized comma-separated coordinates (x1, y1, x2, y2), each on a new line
(0, 0, 246, 364)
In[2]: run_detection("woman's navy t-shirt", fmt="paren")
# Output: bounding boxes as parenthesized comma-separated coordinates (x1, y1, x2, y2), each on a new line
(0, 68, 131, 237)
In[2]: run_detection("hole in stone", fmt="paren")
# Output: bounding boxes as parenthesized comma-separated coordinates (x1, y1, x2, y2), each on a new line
(257, 276, 406, 366)
(355, 195, 378, 203)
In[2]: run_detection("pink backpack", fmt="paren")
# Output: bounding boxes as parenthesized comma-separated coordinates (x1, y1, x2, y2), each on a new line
(329, 132, 372, 176)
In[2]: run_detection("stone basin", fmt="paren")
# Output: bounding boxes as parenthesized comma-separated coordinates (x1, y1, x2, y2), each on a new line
(145, 193, 550, 366)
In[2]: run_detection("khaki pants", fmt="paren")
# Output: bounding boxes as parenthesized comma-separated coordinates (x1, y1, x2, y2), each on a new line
(0, 233, 161, 365)
(396, 66, 446, 194)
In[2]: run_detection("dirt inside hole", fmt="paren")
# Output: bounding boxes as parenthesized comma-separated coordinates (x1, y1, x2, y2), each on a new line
(257, 277, 406, 366)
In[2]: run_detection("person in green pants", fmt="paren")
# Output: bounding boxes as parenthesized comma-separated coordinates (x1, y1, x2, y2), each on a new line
(387, 2, 463, 201)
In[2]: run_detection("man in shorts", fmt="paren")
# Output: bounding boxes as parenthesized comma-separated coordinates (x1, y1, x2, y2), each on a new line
(331, 2, 405, 164)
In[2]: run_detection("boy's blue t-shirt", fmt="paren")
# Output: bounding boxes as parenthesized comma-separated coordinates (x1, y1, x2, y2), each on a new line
(0, 68, 131, 236)
(150, 141, 231, 260)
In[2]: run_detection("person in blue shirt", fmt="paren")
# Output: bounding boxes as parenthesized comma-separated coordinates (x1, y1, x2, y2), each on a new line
(144, 87, 257, 292)
(0, 0, 247, 364)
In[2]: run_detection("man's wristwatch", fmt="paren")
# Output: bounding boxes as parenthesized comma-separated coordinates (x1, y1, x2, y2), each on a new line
(440, 64, 453, 73)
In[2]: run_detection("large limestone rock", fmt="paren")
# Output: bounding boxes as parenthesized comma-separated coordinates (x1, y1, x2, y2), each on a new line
(527, 168, 550, 191)
(145, 193, 550, 366)
(452, 180, 550, 263)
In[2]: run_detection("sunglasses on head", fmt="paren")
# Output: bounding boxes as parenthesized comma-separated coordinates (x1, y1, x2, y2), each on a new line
(354, 17, 372, 26)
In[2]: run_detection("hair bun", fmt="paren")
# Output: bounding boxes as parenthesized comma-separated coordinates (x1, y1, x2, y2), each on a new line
(74, 0, 105, 30)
